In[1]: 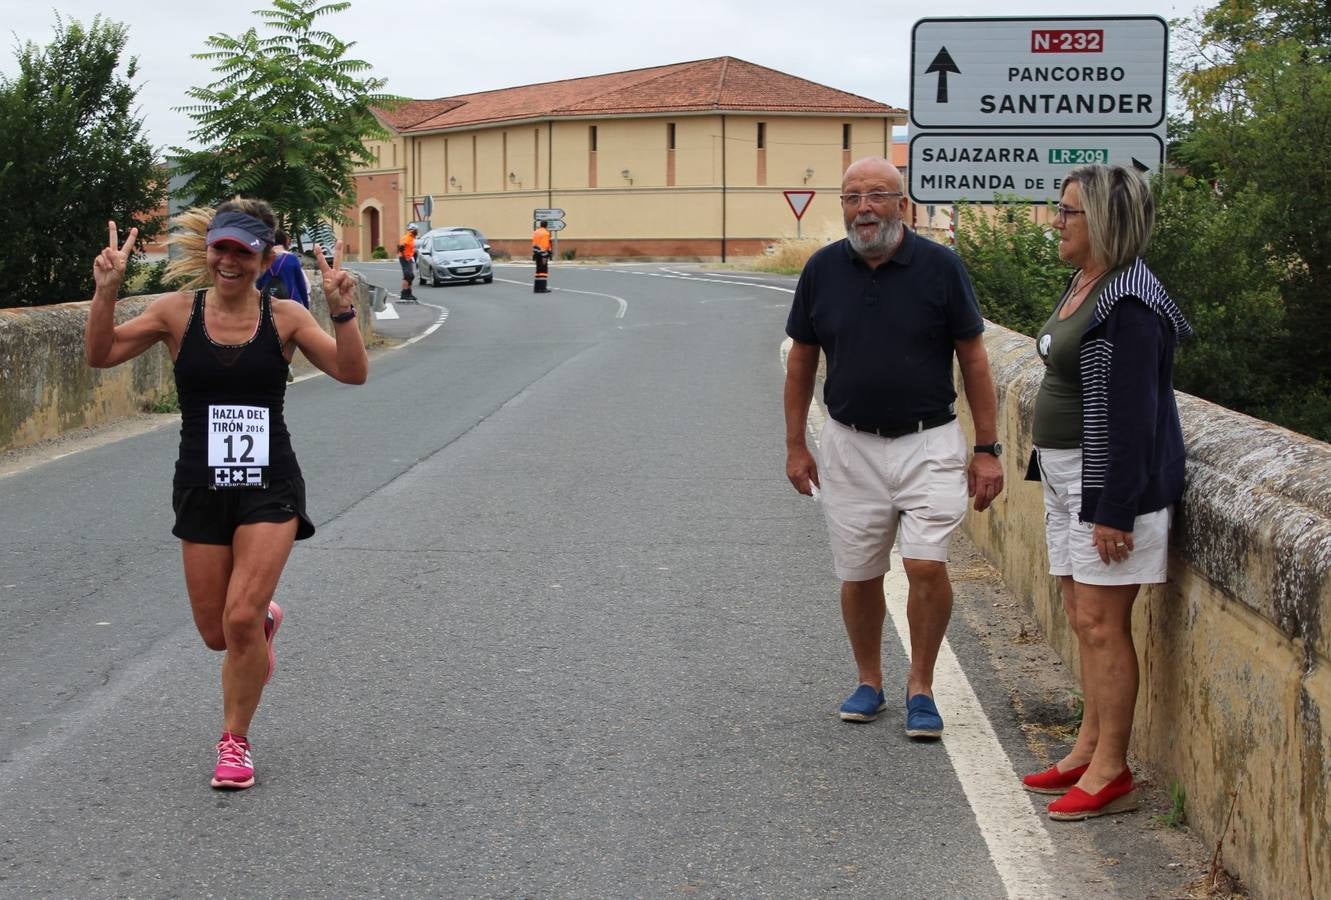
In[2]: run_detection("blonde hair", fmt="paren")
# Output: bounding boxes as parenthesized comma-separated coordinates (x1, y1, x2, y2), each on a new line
(163, 197, 277, 290)
(1062, 165, 1154, 270)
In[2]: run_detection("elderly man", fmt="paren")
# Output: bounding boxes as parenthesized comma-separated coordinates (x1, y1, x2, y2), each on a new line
(784, 156, 1004, 739)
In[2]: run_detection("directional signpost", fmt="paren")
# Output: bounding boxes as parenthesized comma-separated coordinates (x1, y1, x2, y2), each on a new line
(533, 208, 567, 231)
(783, 190, 815, 238)
(907, 16, 1168, 204)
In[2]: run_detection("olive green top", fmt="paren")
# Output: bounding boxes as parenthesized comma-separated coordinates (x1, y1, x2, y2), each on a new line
(1032, 274, 1109, 448)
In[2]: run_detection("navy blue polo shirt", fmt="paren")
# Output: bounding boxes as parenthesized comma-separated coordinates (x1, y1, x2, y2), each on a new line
(786, 229, 984, 427)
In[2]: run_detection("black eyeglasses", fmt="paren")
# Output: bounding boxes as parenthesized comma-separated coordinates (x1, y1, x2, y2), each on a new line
(1054, 204, 1086, 220)
(839, 191, 904, 206)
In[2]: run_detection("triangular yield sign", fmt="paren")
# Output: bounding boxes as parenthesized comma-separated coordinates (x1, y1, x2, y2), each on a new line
(784, 190, 815, 220)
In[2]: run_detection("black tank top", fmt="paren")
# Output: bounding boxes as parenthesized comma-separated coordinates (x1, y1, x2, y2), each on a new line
(173, 289, 300, 488)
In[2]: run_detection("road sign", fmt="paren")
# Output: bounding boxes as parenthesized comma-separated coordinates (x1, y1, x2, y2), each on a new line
(783, 191, 815, 220)
(910, 17, 1168, 130)
(535, 219, 567, 232)
(421, 195, 434, 217)
(908, 132, 1163, 203)
(534, 208, 565, 221)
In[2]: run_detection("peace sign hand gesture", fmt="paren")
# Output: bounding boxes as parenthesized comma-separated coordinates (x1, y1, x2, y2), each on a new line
(314, 241, 356, 315)
(93, 221, 139, 298)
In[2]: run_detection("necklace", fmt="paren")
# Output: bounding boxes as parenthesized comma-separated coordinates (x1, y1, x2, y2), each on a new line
(1074, 268, 1107, 293)
(1060, 268, 1106, 320)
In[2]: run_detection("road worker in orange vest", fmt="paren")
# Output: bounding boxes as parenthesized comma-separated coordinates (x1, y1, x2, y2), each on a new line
(532, 220, 552, 293)
(398, 224, 418, 301)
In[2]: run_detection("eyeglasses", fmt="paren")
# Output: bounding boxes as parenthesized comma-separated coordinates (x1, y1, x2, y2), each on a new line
(1054, 204, 1086, 221)
(839, 191, 904, 206)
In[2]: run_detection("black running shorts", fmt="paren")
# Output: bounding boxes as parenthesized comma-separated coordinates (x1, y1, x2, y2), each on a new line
(171, 476, 316, 545)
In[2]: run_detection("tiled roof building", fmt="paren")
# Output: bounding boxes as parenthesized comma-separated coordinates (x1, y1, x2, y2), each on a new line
(345, 57, 907, 259)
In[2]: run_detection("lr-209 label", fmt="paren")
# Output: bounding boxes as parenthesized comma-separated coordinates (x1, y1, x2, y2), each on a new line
(1031, 29, 1104, 53)
(1048, 147, 1109, 165)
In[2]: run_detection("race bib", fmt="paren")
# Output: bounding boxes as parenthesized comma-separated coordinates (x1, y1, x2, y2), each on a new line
(208, 404, 270, 488)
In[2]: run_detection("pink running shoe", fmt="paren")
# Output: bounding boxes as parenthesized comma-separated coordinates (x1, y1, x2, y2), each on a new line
(211, 732, 254, 789)
(264, 601, 283, 685)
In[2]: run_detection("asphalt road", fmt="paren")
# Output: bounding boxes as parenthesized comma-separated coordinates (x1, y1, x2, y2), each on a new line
(0, 262, 1180, 898)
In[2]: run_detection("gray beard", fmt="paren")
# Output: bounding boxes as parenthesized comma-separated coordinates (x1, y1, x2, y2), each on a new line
(846, 217, 904, 258)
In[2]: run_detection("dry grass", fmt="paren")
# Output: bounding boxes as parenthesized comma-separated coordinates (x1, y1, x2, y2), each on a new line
(747, 238, 824, 275)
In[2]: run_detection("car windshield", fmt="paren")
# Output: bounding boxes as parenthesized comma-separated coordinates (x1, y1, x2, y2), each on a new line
(433, 234, 479, 252)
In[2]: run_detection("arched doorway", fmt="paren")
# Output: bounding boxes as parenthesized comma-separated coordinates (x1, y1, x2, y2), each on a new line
(361, 207, 381, 256)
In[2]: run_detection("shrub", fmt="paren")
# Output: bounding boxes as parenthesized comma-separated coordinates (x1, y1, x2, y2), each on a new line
(561, 247, 577, 261)
(954, 199, 1067, 337)
(370, 245, 387, 259)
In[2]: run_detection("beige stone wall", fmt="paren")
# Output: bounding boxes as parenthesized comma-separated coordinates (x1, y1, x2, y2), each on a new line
(0, 280, 373, 454)
(959, 323, 1330, 900)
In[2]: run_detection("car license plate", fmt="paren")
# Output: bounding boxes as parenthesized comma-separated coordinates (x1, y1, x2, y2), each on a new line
(454, 267, 477, 275)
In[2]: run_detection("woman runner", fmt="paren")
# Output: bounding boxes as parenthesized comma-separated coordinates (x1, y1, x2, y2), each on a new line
(85, 198, 368, 789)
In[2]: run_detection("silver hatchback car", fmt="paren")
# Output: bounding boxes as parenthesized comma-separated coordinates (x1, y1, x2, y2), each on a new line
(416, 229, 494, 286)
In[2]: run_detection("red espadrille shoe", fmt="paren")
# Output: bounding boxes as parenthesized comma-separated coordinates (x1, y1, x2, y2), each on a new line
(1022, 762, 1089, 795)
(1047, 769, 1138, 821)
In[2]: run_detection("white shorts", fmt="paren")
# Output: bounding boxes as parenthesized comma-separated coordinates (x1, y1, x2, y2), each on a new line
(818, 418, 968, 582)
(1037, 446, 1172, 585)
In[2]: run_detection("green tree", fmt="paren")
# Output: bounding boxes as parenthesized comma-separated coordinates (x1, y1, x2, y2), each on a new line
(1147, 175, 1289, 420)
(0, 16, 164, 308)
(1175, 0, 1331, 392)
(954, 200, 1068, 337)
(171, 0, 401, 246)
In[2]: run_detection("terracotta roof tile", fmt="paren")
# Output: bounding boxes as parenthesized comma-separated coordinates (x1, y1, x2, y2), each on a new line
(380, 56, 902, 134)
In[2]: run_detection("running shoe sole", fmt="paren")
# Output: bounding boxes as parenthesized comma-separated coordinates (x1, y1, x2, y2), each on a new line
(210, 774, 255, 790)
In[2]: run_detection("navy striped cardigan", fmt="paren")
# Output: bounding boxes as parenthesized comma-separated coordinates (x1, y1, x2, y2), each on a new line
(1026, 258, 1194, 531)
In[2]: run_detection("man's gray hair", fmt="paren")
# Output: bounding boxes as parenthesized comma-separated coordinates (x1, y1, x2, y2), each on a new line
(1063, 164, 1154, 269)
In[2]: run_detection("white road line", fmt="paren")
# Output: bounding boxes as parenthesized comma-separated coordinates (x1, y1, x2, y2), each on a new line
(554, 287, 629, 318)
(406, 300, 449, 344)
(492, 275, 629, 319)
(781, 336, 1055, 900)
(598, 268, 796, 294)
(882, 569, 1056, 898)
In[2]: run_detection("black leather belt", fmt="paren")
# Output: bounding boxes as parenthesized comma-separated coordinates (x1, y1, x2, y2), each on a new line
(837, 412, 956, 438)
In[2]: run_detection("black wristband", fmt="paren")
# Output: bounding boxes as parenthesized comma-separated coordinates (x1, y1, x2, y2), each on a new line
(330, 306, 356, 323)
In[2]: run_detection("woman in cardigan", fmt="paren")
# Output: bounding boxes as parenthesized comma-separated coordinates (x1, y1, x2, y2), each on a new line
(1021, 165, 1191, 820)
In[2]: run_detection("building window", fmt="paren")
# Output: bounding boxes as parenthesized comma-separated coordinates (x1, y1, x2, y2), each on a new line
(842, 123, 852, 151)
(667, 123, 676, 150)
(757, 122, 766, 149)
(589, 125, 598, 151)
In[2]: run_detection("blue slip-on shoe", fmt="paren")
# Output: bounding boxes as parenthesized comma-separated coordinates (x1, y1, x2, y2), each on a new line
(905, 694, 944, 740)
(839, 684, 888, 722)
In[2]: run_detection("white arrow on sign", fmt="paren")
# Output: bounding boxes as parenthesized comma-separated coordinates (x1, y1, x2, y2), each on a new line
(783, 190, 815, 220)
(534, 208, 565, 220)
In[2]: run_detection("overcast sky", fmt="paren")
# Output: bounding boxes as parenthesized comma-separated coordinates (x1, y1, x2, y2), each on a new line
(5, 1, 1195, 153)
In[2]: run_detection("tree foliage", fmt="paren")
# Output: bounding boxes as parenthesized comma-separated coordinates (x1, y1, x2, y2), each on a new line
(954, 200, 1068, 338)
(171, 0, 401, 246)
(1147, 175, 1289, 420)
(1175, 0, 1331, 395)
(0, 16, 164, 308)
